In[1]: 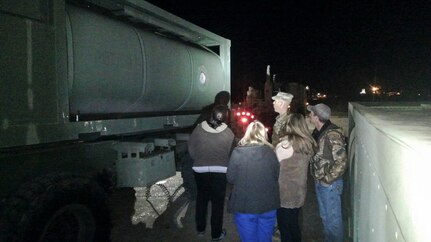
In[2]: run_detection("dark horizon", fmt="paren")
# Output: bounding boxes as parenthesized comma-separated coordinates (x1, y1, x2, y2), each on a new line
(145, 1, 431, 102)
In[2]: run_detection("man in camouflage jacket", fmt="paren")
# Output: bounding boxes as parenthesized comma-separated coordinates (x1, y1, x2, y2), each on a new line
(271, 92, 294, 147)
(307, 103, 347, 242)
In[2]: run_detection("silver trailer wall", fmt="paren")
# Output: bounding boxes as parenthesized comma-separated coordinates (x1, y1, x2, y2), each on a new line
(348, 102, 431, 242)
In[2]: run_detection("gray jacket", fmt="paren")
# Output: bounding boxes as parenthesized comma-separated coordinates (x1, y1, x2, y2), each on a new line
(227, 144, 280, 214)
(188, 121, 235, 173)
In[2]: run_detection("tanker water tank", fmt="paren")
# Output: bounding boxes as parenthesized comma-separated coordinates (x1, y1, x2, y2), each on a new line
(66, 5, 226, 119)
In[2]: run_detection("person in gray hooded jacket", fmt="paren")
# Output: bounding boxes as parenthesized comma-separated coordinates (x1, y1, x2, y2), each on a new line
(188, 104, 235, 241)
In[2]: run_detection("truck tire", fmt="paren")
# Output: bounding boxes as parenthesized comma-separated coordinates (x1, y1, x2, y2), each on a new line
(1, 174, 110, 242)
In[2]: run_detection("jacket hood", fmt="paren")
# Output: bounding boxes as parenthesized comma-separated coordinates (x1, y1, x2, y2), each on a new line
(201, 121, 228, 133)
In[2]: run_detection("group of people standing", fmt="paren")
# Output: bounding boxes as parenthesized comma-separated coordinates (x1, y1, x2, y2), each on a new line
(188, 91, 347, 242)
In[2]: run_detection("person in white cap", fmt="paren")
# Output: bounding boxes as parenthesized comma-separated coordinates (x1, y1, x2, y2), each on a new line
(307, 103, 347, 242)
(271, 92, 294, 147)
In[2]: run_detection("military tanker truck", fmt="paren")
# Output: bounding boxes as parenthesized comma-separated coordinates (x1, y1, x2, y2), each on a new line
(0, 1, 230, 241)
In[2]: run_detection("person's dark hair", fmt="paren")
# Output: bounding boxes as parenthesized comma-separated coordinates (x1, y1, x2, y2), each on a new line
(214, 91, 230, 106)
(207, 104, 228, 129)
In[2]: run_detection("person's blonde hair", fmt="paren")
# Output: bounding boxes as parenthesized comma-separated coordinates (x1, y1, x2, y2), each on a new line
(283, 113, 317, 155)
(238, 121, 273, 148)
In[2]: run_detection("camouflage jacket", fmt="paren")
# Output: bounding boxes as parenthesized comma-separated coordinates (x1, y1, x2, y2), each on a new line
(310, 122, 347, 184)
(271, 112, 290, 147)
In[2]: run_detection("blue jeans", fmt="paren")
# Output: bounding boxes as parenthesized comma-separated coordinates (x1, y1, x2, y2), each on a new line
(234, 210, 276, 242)
(315, 178, 343, 242)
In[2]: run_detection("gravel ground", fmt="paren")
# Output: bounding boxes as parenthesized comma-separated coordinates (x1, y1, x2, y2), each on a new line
(108, 173, 336, 242)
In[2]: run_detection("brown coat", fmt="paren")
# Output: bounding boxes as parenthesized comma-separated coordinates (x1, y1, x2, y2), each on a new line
(278, 151, 312, 208)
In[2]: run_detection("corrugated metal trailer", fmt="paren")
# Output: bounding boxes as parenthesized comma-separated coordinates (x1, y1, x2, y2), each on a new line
(348, 102, 431, 242)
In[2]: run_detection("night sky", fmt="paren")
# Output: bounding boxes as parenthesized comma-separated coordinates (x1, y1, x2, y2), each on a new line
(145, 1, 431, 102)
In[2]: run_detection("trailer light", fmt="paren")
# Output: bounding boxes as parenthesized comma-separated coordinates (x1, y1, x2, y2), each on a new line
(235, 110, 255, 126)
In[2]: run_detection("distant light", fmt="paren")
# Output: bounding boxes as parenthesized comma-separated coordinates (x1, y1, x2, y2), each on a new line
(316, 93, 326, 99)
(360, 89, 366, 95)
(241, 117, 248, 124)
(246, 112, 250, 116)
(251, 115, 255, 119)
(305, 86, 309, 90)
(265, 127, 269, 132)
(370, 86, 380, 94)
(387, 91, 401, 97)
(236, 112, 241, 116)
(242, 112, 245, 115)
(418, 93, 421, 96)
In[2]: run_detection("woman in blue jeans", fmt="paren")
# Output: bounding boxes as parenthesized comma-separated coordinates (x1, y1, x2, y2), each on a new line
(227, 121, 280, 242)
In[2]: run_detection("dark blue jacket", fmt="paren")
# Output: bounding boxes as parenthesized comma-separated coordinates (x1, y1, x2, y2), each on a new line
(227, 144, 280, 214)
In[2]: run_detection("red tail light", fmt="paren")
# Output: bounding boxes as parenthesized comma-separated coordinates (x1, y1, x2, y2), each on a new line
(234, 109, 256, 126)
